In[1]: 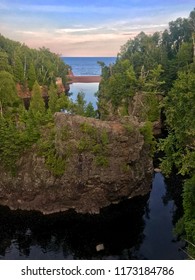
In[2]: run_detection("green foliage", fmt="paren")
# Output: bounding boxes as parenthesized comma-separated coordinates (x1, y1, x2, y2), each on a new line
(48, 82, 58, 114)
(123, 123, 134, 134)
(73, 91, 86, 116)
(28, 63, 36, 91)
(38, 128, 67, 176)
(175, 176, 195, 258)
(95, 156, 109, 167)
(13, 55, 24, 83)
(85, 102, 97, 118)
(0, 71, 19, 116)
(0, 34, 69, 87)
(29, 81, 45, 120)
(80, 122, 97, 135)
(0, 51, 11, 73)
(0, 111, 41, 174)
(56, 93, 71, 112)
(78, 122, 109, 167)
(101, 60, 137, 111)
(139, 121, 154, 145)
(159, 70, 195, 176)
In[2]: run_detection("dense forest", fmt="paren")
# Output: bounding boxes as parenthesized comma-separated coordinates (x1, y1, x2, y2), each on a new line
(98, 9, 195, 258)
(0, 34, 96, 170)
(0, 8, 195, 258)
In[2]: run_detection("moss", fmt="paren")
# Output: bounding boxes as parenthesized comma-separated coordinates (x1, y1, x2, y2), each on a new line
(38, 128, 67, 176)
(139, 121, 153, 144)
(121, 163, 131, 172)
(60, 125, 70, 141)
(123, 123, 134, 134)
(78, 122, 110, 168)
(92, 144, 102, 155)
(78, 137, 91, 152)
(101, 129, 109, 145)
(95, 156, 109, 167)
(80, 122, 97, 136)
(139, 121, 156, 155)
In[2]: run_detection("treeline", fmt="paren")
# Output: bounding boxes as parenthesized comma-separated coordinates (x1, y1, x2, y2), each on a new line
(0, 34, 69, 88)
(98, 9, 195, 257)
(0, 35, 97, 176)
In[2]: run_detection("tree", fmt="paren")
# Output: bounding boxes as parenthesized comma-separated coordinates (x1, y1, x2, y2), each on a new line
(56, 93, 70, 112)
(85, 102, 97, 118)
(48, 82, 58, 114)
(28, 63, 36, 91)
(0, 71, 18, 117)
(13, 55, 24, 83)
(74, 91, 86, 116)
(176, 42, 193, 68)
(29, 81, 45, 118)
(0, 51, 11, 72)
(159, 70, 195, 175)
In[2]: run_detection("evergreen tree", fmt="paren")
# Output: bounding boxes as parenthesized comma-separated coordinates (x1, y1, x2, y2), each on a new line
(28, 63, 36, 91)
(74, 92, 86, 116)
(85, 102, 97, 118)
(29, 81, 45, 118)
(13, 55, 24, 83)
(0, 71, 18, 117)
(56, 93, 71, 112)
(0, 51, 11, 72)
(48, 82, 58, 114)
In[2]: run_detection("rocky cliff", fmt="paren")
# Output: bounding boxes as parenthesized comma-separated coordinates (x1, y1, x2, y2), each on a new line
(0, 113, 153, 214)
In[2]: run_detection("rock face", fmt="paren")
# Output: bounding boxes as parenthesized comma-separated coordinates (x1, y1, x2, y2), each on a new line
(0, 113, 153, 214)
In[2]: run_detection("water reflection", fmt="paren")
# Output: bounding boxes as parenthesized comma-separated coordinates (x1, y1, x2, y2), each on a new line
(69, 83, 98, 109)
(131, 173, 185, 259)
(0, 173, 185, 260)
(0, 195, 147, 260)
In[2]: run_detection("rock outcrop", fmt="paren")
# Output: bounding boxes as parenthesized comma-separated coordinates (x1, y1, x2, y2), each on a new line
(0, 113, 153, 214)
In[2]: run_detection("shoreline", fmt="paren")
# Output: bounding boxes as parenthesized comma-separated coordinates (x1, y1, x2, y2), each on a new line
(67, 75, 101, 83)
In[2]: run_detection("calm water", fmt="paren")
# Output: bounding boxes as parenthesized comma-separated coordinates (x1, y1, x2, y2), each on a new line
(62, 57, 116, 76)
(0, 173, 185, 260)
(62, 57, 116, 108)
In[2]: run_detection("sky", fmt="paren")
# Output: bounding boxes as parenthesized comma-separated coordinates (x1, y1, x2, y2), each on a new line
(0, 0, 194, 57)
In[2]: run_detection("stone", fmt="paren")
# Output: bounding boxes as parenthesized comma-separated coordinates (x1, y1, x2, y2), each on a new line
(0, 113, 153, 214)
(154, 168, 162, 173)
(96, 244, 104, 252)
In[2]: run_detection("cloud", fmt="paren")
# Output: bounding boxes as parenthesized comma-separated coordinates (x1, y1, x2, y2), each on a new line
(0, 0, 194, 56)
(55, 27, 98, 34)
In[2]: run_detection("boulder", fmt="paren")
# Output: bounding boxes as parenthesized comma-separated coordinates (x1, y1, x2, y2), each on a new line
(0, 113, 153, 214)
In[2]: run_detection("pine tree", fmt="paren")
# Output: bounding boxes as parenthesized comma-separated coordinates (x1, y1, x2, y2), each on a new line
(85, 102, 96, 118)
(29, 81, 45, 118)
(0, 71, 18, 117)
(28, 63, 36, 91)
(13, 55, 24, 83)
(48, 82, 58, 114)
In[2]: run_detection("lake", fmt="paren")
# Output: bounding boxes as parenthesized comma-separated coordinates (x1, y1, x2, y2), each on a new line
(62, 57, 116, 109)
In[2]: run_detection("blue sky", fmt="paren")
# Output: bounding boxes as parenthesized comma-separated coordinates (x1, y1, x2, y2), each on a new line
(0, 0, 194, 56)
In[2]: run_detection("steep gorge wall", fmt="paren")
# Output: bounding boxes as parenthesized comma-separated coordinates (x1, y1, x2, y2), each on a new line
(0, 113, 153, 214)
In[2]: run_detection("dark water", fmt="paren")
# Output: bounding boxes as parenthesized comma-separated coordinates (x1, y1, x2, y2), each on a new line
(0, 173, 185, 260)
